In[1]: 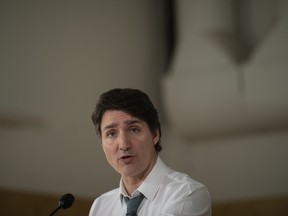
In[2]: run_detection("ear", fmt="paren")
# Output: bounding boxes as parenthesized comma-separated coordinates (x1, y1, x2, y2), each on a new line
(153, 129, 160, 145)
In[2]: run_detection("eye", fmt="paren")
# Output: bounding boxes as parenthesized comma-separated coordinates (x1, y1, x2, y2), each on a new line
(130, 127, 140, 134)
(106, 130, 117, 138)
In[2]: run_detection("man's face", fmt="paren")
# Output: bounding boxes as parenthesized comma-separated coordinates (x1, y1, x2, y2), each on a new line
(100, 110, 159, 179)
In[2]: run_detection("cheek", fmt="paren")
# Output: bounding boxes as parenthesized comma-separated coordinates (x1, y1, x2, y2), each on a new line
(102, 143, 110, 154)
(102, 142, 116, 160)
(102, 147, 114, 167)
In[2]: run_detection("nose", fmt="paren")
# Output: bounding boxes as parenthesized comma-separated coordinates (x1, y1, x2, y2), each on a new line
(118, 132, 132, 151)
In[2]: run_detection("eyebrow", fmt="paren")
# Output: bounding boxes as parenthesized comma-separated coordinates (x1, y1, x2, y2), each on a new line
(124, 119, 142, 125)
(102, 119, 142, 132)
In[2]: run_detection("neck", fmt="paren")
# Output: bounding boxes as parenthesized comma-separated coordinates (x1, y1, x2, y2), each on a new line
(122, 178, 142, 196)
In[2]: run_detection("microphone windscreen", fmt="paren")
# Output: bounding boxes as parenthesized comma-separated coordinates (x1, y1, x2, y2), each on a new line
(59, 193, 75, 209)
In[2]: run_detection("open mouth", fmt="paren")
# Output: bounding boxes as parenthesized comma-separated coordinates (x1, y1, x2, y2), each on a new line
(121, 155, 132, 159)
(119, 155, 134, 163)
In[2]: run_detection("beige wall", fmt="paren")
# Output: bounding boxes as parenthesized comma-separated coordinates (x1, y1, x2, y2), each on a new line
(0, 1, 287, 210)
(0, 0, 164, 198)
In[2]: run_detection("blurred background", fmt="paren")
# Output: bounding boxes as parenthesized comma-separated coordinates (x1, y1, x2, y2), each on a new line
(0, 0, 287, 215)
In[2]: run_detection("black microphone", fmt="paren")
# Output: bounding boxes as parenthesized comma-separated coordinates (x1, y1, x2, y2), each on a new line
(49, 193, 75, 216)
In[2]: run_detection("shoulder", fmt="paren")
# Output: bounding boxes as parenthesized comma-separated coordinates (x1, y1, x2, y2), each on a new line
(157, 158, 209, 196)
(90, 188, 120, 208)
(89, 188, 122, 216)
(166, 169, 208, 195)
(160, 169, 211, 215)
(94, 188, 119, 202)
(161, 164, 211, 205)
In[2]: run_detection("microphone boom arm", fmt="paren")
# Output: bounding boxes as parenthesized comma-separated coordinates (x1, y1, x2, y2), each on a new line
(49, 193, 75, 216)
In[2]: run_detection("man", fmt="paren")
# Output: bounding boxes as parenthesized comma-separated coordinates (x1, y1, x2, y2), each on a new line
(89, 88, 211, 216)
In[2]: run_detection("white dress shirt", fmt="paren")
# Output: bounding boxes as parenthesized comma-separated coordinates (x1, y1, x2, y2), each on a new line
(89, 157, 211, 216)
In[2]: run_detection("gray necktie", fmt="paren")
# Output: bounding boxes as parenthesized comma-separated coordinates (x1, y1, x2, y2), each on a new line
(125, 193, 145, 216)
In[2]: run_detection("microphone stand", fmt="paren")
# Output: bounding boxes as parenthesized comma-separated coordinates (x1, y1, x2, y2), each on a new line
(49, 206, 62, 216)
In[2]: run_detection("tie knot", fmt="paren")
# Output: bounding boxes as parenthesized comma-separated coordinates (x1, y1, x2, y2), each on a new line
(125, 193, 145, 216)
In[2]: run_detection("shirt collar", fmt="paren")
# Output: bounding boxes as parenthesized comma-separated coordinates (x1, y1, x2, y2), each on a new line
(138, 157, 168, 201)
